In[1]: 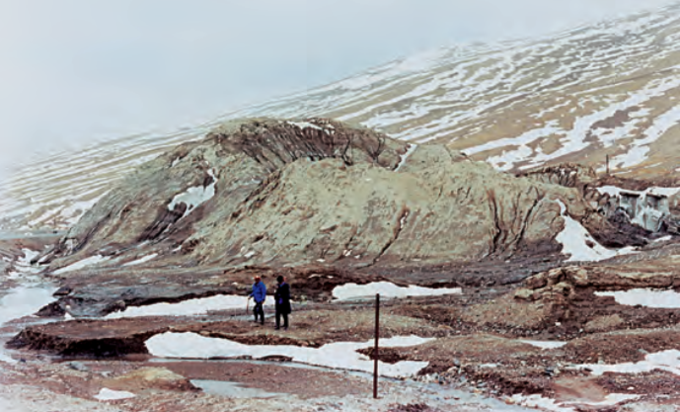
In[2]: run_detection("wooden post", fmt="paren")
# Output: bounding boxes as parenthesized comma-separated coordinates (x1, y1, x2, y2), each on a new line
(373, 293, 380, 399)
(606, 154, 610, 175)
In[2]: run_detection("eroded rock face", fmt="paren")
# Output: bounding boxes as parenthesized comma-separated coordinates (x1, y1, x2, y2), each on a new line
(518, 163, 680, 243)
(517, 163, 597, 189)
(38, 118, 604, 277)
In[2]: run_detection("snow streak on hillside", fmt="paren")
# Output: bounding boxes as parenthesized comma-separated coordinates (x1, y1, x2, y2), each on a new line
(2, 3, 680, 230)
(0, 125, 213, 230)
(231, 3, 680, 175)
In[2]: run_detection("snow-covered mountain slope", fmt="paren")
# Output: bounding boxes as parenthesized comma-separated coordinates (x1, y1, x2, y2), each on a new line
(232, 3, 680, 176)
(2, 3, 680, 230)
(0, 125, 213, 231)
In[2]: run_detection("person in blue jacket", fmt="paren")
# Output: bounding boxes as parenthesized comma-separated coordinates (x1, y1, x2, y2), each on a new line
(249, 276, 267, 325)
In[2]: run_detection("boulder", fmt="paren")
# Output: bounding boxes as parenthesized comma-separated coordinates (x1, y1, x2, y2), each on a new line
(104, 367, 198, 392)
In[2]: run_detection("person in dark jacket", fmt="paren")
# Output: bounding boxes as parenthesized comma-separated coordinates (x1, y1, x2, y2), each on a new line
(274, 275, 291, 330)
(249, 276, 267, 325)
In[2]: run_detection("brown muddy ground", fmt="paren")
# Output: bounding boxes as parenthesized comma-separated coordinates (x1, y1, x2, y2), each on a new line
(4, 239, 680, 411)
(7, 289, 680, 409)
(0, 350, 501, 412)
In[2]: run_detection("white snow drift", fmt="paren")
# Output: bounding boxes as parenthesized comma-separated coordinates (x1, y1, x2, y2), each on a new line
(511, 393, 640, 412)
(94, 388, 136, 401)
(595, 289, 680, 308)
(332, 281, 461, 301)
(394, 144, 418, 172)
(168, 169, 217, 218)
(122, 253, 158, 267)
(555, 200, 636, 262)
(572, 349, 680, 376)
(520, 340, 567, 350)
(0, 285, 57, 326)
(105, 294, 275, 319)
(52, 255, 110, 275)
(7, 248, 44, 279)
(146, 332, 432, 378)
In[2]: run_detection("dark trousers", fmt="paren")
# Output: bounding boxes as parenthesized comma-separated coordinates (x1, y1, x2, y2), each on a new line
(253, 301, 264, 324)
(276, 307, 289, 329)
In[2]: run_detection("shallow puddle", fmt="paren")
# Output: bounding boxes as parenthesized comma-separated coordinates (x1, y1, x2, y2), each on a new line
(191, 379, 286, 399)
(153, 358, 533, 410)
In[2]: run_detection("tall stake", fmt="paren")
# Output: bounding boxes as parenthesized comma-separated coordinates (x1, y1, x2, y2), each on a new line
(373, 293, 380, 399)
(606, 154, 610, 175)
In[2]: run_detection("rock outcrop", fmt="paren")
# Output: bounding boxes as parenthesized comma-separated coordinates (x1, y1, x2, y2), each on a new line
(36, 118, 606, 276)
(103, 367, 199, 392)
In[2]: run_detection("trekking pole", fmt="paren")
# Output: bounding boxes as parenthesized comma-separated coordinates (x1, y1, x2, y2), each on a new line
(373, 293, 380, 399)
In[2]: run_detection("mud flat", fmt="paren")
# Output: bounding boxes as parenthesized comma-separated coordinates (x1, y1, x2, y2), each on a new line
(4, 227, 680, 411)
(6, 263, 680, 411)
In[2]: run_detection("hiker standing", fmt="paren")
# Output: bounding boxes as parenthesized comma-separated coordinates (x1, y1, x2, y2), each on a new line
(274, 275, 291, 330)
(249, 276, 267, 325)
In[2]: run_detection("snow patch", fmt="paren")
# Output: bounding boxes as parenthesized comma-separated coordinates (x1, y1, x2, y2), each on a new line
(0, 351, 18, 364)
(0, 285, 57, 326)
(7, 248, 44, 279)
(105, 294, 275, 319)
(555, 200, 636, 262)
(596, 185, 680, 198)
(59, 198, 101, 221)
(510, 394, 575, 412)
(146, 332, 432, 378)
(122, 253, 158, 267)
(168, 169, 217, 218)
(467, 120, 562, 171)
(520, 340, 568, 350)
(536, 76, 680, 168)
(511, 393, 640, 412)
(394, 144, 418, 172)
(332, 281, 461, 301)
(595, 289, 680, 308)
(286, 120, 325, 131)
(572, 349, 680, 376)
(399, 211, 410, 230)
(18, 248, 40, 266)
(611, 105, 680, 169)
(52, 255, 110, 275)
(94, 388, 136, 401)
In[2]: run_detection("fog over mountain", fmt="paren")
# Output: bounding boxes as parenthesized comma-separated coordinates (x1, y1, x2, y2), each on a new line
(2, 2, 680, 230)
(0, 1, 675, 176)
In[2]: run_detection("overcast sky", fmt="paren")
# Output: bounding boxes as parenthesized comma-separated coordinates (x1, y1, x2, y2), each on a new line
(0, 0, 676, 176)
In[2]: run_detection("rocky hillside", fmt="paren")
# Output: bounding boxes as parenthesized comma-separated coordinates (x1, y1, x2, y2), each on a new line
(3, 3, 680, 231)
(236, 3, 680, 177)
(32, 119, 623, 278)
